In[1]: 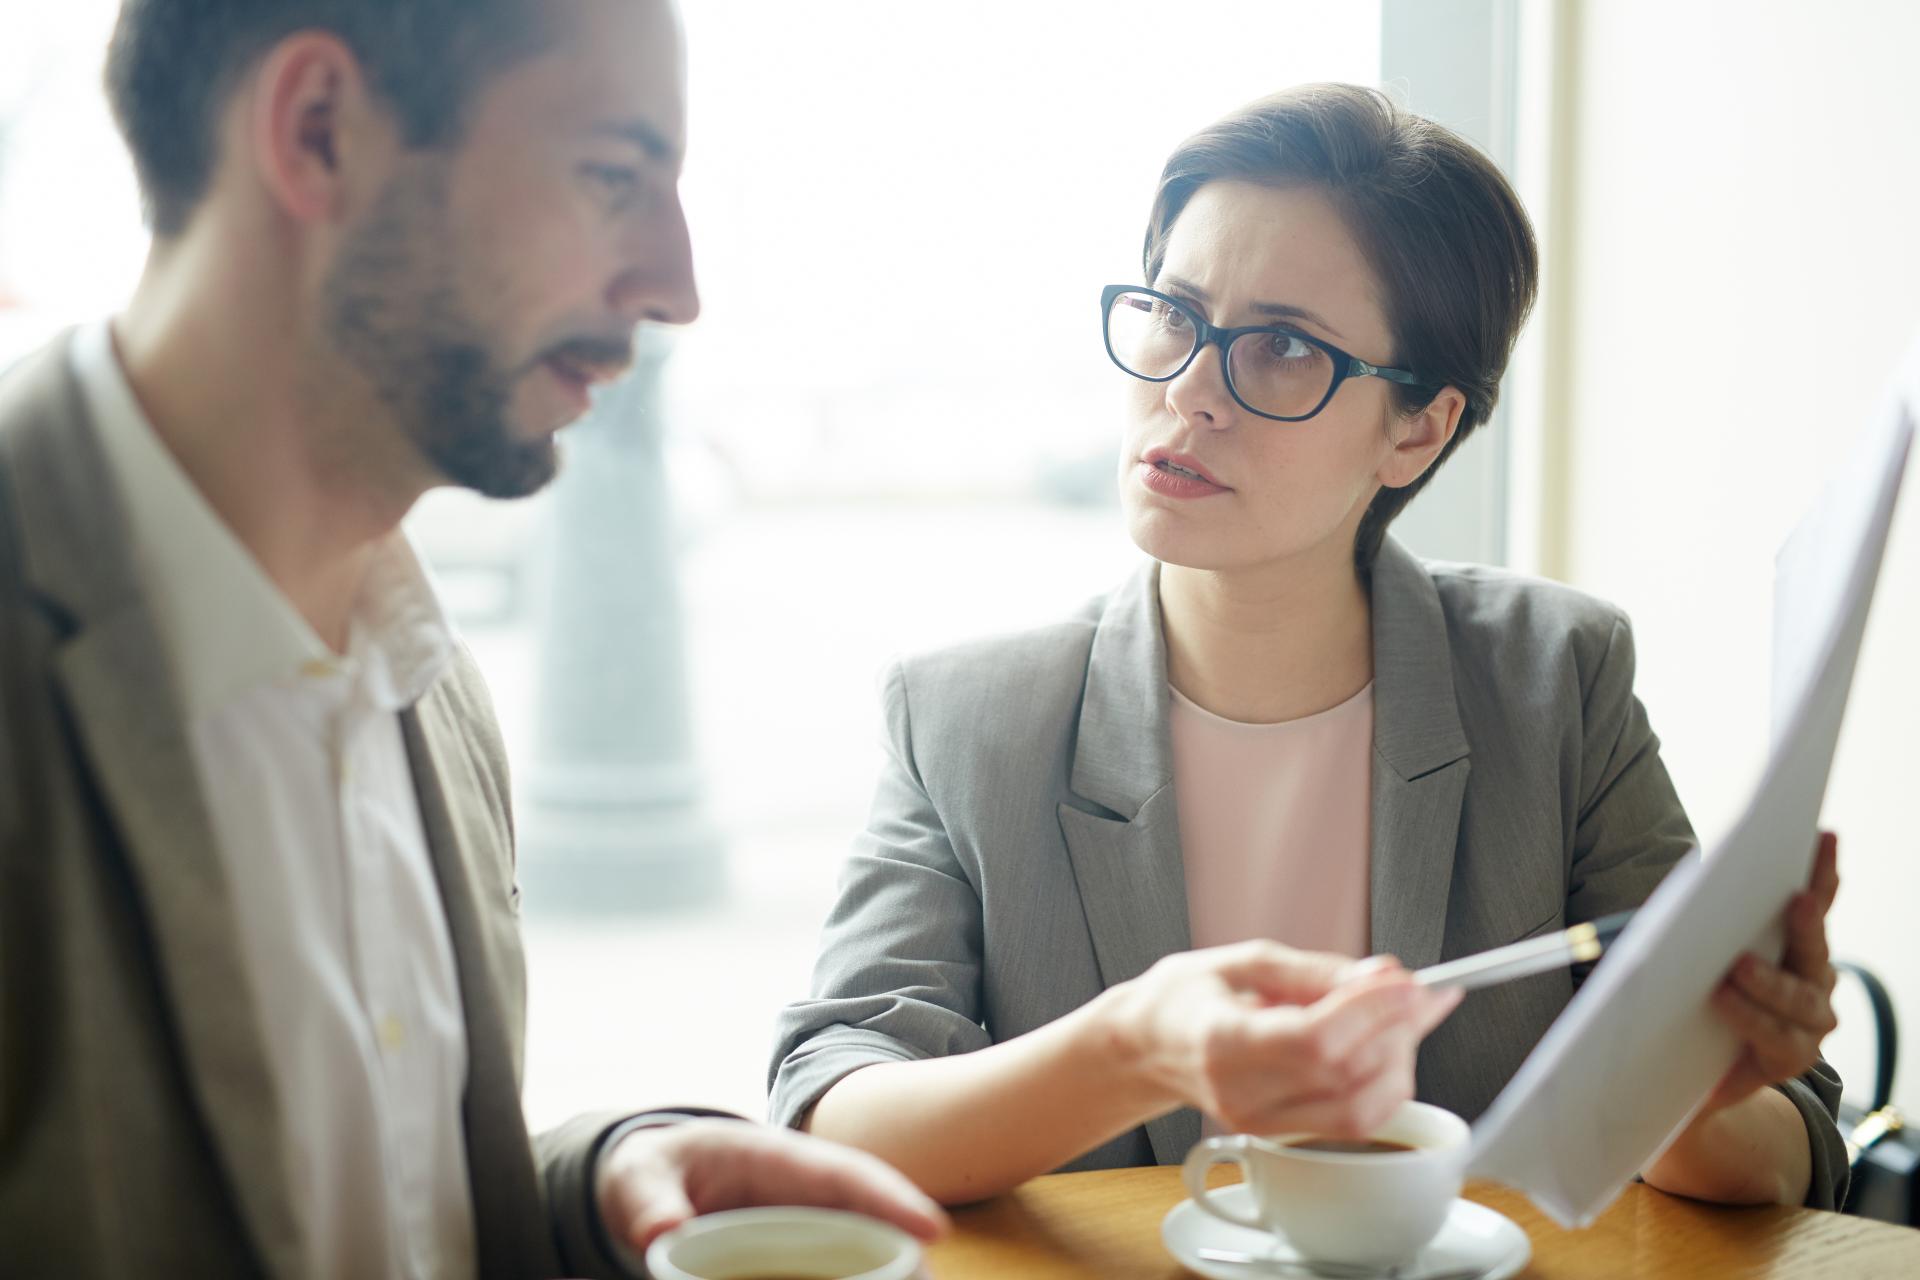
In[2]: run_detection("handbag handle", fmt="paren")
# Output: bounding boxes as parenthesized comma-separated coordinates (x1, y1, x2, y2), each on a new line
(1835, 960, 1899, 1113)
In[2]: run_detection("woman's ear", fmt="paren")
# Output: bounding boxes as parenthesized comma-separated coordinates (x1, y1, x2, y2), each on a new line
(1378, 386, 1467, 490)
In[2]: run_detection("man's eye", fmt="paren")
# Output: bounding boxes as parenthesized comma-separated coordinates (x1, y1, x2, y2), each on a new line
(582, 163, 642, 203)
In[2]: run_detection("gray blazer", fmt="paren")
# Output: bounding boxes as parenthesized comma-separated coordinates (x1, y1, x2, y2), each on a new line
(0, 336, 632, 1277)
(769, 542, 1850, 1208)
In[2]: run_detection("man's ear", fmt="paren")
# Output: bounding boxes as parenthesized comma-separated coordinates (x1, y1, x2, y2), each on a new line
(246, 32, 387, 225)
(1378, 386, 1467, 490)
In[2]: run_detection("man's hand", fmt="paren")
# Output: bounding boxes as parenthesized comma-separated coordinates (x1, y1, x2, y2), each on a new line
(1705, 830, 1840, 1112)
(596, 1120, 950, 1257)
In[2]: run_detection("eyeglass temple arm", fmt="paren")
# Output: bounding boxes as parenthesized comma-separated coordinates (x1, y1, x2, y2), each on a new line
(1350, 358, 1434, 392)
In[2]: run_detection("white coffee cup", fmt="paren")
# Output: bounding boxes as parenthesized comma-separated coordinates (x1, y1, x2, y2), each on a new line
(1181, 1099, 1470, 1267)
(643, 1206, 925, 1280)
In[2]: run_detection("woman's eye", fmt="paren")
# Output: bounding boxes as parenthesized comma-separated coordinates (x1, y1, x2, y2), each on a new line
(1157, 303, 1192, 332)
(1269, 332, 1312, 360)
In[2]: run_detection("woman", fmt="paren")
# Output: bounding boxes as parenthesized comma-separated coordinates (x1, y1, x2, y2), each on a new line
(769, 84, 1847, 1210)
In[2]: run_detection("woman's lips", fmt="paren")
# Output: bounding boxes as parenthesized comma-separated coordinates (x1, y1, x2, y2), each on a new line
(1136, 458, 1231, 499)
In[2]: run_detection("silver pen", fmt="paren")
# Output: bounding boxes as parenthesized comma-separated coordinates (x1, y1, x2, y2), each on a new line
(1413, 910, 1636, 993)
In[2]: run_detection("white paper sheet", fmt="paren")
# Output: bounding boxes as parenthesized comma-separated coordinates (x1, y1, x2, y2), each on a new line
(1465, 355, 1916, 1227)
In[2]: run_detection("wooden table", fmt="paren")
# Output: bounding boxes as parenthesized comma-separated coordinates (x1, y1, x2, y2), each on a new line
(925, 1167, 1920, 1278)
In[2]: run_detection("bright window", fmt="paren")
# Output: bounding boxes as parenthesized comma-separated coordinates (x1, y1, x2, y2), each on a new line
(0, 2, 1383, 1124)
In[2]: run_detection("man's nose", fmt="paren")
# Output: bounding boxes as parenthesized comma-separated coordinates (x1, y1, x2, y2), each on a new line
(610, 195, 700, 327)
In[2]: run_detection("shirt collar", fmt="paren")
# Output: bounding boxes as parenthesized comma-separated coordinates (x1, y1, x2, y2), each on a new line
(70, 319, 454, 717)
(350, 529, 457, 712)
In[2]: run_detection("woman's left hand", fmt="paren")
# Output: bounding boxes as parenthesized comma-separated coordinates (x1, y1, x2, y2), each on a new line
(1703, 830, 1841, 1110)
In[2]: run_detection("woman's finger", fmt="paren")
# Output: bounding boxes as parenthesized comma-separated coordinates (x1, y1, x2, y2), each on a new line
(1711, 980, 1792, 1047)
(1810, 831, 1840, 914)
(1710, 984, 1820, 1082)
(1729, 953, 1836, 1034)
(1248, 976, 1420, 1082)
(1214, 940, 1356, 1006)
(1247, 1049, 1416, 1140)
(1780, 891, 1835, 987)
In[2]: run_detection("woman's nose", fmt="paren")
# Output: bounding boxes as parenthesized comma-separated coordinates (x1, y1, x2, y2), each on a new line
(1164, 341, 1236, 429)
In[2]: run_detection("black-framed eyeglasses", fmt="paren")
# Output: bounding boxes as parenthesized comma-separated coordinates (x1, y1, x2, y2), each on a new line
(1100, 284, 1435, 423)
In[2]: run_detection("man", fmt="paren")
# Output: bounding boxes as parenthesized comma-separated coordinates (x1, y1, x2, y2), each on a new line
(0, 1, 945, 1275)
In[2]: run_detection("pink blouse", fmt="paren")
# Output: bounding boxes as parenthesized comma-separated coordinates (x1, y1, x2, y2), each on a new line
(1170, 681, 1374, 959)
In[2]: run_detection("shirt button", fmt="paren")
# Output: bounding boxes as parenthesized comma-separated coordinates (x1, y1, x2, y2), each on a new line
(301, 659, 336, 679)
(378, 1015, 406, 1052)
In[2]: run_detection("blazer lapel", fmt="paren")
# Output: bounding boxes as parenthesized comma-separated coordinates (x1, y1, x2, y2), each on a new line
(1367, 538, 1472, 970)
(403, 707, 556, 1280)
(5, 338, 305, 1276)
(1057, 546, 1472, 1157)
(1058, 562, 1199, 1163)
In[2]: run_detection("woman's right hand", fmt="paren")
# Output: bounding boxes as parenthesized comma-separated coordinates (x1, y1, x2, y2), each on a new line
(1098, 941, 1461, 1138)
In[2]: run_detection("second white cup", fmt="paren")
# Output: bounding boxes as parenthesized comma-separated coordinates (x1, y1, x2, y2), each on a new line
(644, 1206, 925, 1280)
(1181, 1099, 1470, 1267)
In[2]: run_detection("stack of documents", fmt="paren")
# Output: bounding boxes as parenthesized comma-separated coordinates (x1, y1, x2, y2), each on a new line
(1467, 344, 1917, 1227)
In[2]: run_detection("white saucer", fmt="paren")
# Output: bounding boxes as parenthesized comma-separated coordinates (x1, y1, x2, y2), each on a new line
(1161, 1184, 1530, 1279)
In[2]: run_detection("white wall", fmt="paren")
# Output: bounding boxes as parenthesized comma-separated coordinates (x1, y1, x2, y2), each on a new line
(1547, 0, 1920, 1118)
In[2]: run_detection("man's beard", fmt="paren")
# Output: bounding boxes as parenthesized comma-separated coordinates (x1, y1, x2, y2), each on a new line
(322, 161, 559, 499)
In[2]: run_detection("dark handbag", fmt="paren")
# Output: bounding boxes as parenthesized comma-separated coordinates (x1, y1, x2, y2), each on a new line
(1835, 960, 1918, 1224)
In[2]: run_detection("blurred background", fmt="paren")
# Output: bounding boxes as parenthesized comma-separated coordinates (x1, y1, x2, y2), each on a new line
(2, 0, 1915, 1135)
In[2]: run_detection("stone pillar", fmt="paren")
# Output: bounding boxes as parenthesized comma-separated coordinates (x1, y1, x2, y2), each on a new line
(517, 327, 724, 912)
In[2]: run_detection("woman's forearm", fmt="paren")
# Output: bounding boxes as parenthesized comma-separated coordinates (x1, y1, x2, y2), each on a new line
(802, 988, 1174, 1205)
(1641, 1087, 1813, 1206)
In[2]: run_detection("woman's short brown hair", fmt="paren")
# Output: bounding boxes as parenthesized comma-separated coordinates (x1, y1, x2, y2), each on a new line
(1142, 83, 1538, 570)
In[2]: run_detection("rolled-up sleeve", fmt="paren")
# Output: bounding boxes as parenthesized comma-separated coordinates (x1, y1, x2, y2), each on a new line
(768, 661, 994, 1129)
(1776, 1062, 1851, 1211)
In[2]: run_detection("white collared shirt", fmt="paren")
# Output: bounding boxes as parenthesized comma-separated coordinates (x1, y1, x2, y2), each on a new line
(71, 321, 477, 1280)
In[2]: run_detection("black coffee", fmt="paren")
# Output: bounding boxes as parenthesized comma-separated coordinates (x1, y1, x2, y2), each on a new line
(1283, 1137, 1417, 1154)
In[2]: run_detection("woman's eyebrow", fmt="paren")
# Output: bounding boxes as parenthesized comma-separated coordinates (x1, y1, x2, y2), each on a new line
(1162, 274, 1345, 339)
(1248, 301, 1344, 340)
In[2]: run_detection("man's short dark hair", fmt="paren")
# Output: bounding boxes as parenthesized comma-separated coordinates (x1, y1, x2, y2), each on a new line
(105, 0, 544, 235)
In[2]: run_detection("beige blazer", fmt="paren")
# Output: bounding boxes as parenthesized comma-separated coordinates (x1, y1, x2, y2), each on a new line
(770, 540, 1850, 1209)
(0, 336, 626, 1277)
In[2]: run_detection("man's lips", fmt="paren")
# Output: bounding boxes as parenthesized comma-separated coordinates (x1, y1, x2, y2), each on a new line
(543, 356, 588, 396)
(532, 347, 632, 425)
(544, 349, 631, 389)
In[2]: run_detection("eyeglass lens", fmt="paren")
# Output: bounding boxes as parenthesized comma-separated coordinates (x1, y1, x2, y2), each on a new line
(1105, 289, 1336, 420)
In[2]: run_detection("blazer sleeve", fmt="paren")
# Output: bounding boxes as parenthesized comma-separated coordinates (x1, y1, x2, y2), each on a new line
(1570, 613, 1850, 1210)
(767, 660, 994, 1129)
(1566, 614, 1696, 926)
(536, 1107, 750, 1280)
(537, 1111, 643, 1279)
